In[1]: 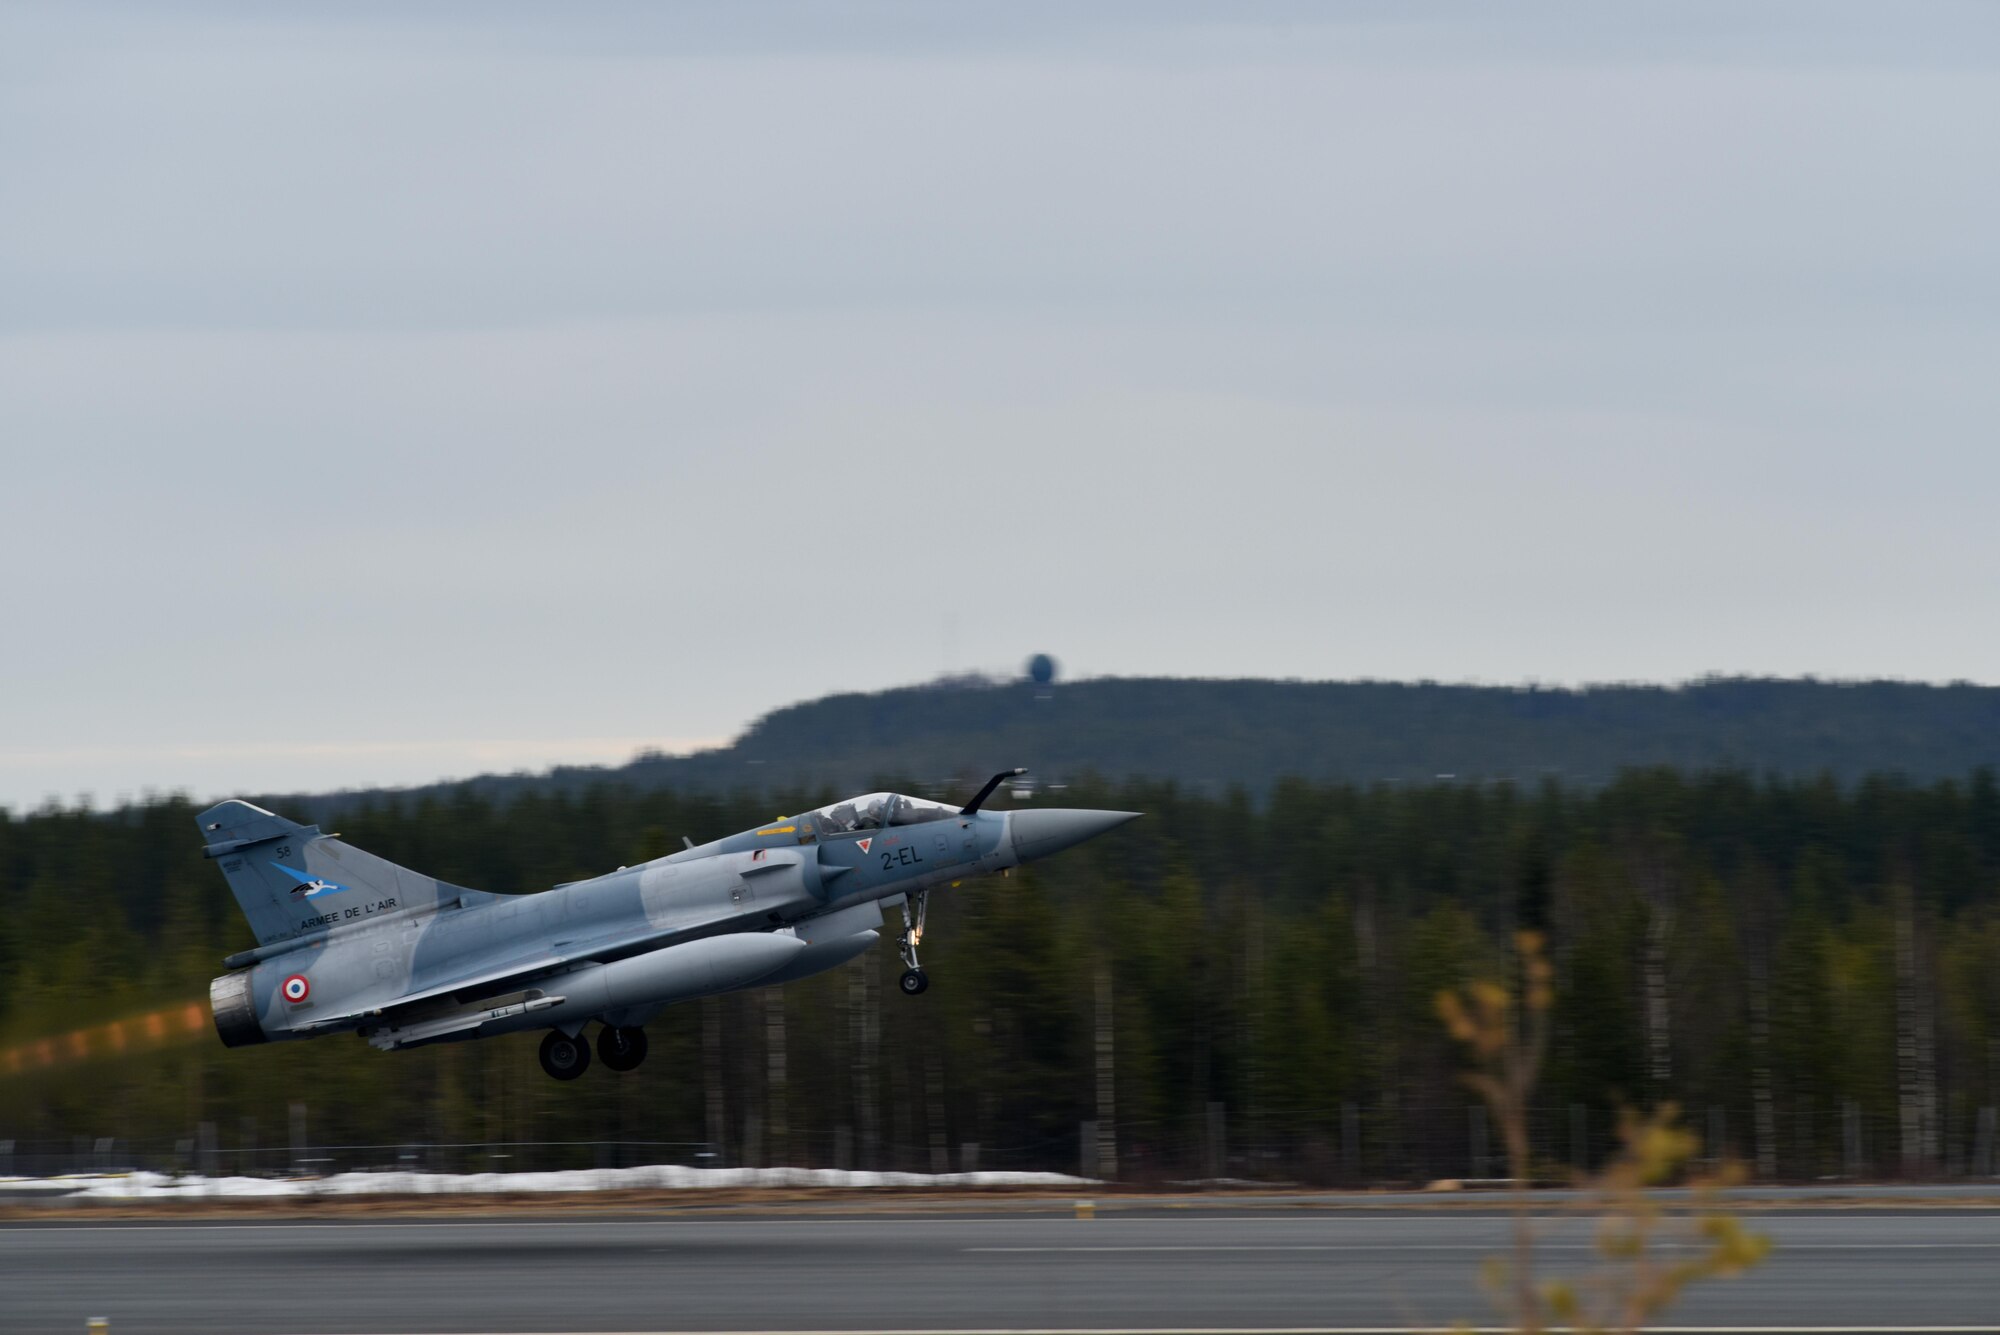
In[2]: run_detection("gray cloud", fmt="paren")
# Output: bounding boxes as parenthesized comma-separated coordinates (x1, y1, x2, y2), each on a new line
(2, 2, 1995, 808)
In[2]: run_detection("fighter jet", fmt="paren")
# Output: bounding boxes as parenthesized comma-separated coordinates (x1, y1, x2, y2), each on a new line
(202, 771, 1138, 1080)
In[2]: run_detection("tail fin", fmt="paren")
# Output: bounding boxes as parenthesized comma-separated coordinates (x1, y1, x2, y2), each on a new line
(197, 800, 474, 947)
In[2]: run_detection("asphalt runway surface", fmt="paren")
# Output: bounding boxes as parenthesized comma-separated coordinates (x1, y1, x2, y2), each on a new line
(5, 1205, 2000, 1335)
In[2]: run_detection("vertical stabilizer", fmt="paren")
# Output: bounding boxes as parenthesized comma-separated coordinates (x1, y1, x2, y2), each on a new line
(197, 800, 472, 947)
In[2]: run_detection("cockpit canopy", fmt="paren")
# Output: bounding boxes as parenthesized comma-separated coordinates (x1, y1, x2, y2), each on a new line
(811, 792, 964, 837)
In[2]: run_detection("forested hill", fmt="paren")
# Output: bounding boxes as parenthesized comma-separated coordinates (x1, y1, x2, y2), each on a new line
(343, 675, 2000, 810)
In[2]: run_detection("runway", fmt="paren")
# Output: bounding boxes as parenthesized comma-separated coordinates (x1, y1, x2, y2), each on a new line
(4, 1205, 2000, 1335)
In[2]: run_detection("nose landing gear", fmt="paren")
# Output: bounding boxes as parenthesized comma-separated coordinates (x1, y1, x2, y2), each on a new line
(597, 1024, 648, 1072)
(898, 890, 930, 995)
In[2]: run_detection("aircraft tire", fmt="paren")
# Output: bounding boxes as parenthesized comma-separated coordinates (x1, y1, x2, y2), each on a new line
(597, 1024, 648, 1072)
(539, 1030, 592, 1080)
(899, 968, 929, 996)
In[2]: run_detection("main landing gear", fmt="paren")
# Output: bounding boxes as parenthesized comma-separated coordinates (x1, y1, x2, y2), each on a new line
(898, 890, 930, 996)
(539, 1029, 591, 1080)
(539, 1024, 649, 1080)
(597, 1024, 648, 1072)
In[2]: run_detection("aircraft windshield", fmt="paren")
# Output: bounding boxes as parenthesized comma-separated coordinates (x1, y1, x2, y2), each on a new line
(887, 795, 962, 826)
(812, 792, 961, 836)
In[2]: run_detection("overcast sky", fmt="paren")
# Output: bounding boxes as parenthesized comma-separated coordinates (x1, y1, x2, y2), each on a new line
(2, 2, 1996, 810)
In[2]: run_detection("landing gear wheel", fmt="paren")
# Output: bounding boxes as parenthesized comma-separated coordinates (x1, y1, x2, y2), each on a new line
(539, 1029, 591, 1081)
(896, 890, 930, 995)
(597, 1025, 648, 1072)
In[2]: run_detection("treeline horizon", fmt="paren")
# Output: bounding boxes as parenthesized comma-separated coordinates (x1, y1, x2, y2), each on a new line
(3, 766, 1999, 1183)
(46, 674, 1988, 819)
(12, 674, 2000, 823)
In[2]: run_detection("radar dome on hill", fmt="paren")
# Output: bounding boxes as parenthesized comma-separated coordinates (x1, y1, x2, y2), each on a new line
(1026, 653, 1059, 686)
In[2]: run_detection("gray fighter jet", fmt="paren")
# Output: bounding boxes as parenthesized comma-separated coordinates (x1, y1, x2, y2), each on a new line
(202, 771, 1137, 1079)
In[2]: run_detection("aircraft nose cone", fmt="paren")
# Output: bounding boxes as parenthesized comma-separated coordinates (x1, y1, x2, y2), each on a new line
(1008, 808, 1142, 862)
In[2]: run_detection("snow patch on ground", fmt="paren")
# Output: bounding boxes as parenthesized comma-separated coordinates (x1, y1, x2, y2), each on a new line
(1, 1167, 1095, 1199)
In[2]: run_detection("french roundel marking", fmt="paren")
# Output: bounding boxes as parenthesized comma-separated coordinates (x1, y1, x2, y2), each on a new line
(282, 974, 311, 1003)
